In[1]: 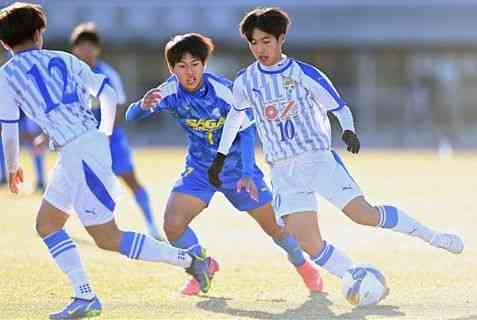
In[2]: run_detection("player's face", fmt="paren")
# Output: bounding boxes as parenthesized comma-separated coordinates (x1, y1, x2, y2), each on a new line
(72, 41, 100, 67)
(172, 53, 205, 92)
(248, 28, 285, 66)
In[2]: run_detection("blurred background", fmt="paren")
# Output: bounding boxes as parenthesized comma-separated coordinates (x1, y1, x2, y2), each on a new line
(2, 0, 477, 150)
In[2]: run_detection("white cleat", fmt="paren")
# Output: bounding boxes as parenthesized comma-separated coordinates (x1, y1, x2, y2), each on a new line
(430, 233, 464, 254)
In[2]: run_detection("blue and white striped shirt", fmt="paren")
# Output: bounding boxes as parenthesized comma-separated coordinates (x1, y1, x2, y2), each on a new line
(233, 55, 347, 163)
(0, 48, 106, 149)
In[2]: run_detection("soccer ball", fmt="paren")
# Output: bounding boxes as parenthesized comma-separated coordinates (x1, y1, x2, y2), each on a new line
(342, 264, 388, 307)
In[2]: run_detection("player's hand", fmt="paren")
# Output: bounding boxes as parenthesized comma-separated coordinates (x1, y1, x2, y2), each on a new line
(342, 130, 360, 154)
(236, 177, 258, 202)
(208, 153, 226, 188)
(8, 168, 24, 194)
(141, 88, 162, 110)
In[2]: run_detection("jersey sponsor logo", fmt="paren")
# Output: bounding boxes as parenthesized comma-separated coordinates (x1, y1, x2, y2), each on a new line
(185, 117, 225, 132)
(263, 99, 297, 121)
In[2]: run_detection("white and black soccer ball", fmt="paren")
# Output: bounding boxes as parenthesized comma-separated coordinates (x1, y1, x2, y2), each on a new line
(342, 264, 388, 307)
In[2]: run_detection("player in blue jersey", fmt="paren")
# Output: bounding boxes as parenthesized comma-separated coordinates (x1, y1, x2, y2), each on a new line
(20, 113, 46, 191)
(0, 3, 212, 319)
(70, 23, 162, 240)
(210, 7, 464, 301)
(126, 33, 323, 295)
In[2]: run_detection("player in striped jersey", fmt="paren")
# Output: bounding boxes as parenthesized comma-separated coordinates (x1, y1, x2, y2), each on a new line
(126, 33, 322, 296)
(70, 22, 162, 241)
(210, 7, 464, 292)
(0, 3, 212, 319)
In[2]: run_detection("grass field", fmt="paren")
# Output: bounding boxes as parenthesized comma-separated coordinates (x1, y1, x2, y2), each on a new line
(1, 148, 476, 320)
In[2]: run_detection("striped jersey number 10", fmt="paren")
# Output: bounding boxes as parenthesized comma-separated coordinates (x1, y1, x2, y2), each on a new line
(278, 119, 295, 141)
(27, 57, 79, 113)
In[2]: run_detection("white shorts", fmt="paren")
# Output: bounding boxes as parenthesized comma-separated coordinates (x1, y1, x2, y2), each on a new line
(271, 149, 362, 220)
(44, 130, 120, 226)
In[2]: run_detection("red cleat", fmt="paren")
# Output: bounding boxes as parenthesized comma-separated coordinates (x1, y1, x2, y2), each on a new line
(296, 260, 324, 292)
(181, 257, 220, 296)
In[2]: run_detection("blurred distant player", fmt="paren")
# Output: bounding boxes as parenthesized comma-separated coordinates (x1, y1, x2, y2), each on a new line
(0, 3, 212, 319)
(210, 7, 464, 290)
(70, 22, 162, 240)
(20, 113, 46, 191)
(0, 135, 6, 185)
(126, 33, 322, 295)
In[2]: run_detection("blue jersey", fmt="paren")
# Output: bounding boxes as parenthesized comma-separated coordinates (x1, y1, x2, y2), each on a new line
(128, 72, 257, 188)
(90, 60, 126, 122)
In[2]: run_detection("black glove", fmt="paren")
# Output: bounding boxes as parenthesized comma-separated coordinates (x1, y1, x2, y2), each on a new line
(342, 130, 360, 154)
(208, 152, 226, 188)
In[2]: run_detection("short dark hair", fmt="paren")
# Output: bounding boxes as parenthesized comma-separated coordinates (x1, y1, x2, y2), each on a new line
(239, 7, 290, 42)
(164, 33, 214, 69)
(70, 22, 101, 47)
(0, 2, 47, 48)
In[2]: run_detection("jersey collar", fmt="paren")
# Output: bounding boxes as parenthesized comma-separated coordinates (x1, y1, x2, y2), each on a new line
(257, 55, 292, 74)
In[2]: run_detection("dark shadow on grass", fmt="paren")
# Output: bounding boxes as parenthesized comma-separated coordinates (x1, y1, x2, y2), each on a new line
(197, 292, 404, 320)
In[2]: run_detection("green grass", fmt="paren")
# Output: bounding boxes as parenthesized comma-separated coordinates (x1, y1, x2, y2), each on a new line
(1, 149, 476, 319)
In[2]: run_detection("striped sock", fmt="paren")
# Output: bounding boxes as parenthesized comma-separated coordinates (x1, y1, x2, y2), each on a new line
(377, 205, 435, 242)
(42, 229, 94, 300)
(119, 231, 191, 268)
(311, 240, 353, 278)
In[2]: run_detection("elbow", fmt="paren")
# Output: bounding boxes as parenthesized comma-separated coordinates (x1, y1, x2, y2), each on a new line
(124, 102, 140, 121)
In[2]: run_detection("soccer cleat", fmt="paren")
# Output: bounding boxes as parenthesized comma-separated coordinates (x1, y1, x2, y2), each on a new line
(49, 297, 101, 319)
(430, 233, 464, 254)
(185, 255, 214, 293)
(296, 260, 324, 292)
(181, 257, 220, 295)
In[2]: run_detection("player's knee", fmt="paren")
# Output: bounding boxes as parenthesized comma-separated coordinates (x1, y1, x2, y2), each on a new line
(163, 214, 187, 241)
(35, 219, 63, 238)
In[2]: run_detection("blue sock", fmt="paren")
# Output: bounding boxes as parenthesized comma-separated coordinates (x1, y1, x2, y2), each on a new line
(33, 153, 45, 185)
(273, 234, 306, 267)
(119, 231, 147, 259)
(170, 227, 203, 257)
(134, 187, 158, 233)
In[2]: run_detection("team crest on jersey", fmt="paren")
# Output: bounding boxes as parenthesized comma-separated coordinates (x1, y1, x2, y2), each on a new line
(264, 99, 297, 121)
(281, 75, 296, 94)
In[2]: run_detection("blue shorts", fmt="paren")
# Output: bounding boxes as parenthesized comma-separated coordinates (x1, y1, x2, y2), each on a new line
(172, 167, 272, 212)
(109, 127, 134, 176)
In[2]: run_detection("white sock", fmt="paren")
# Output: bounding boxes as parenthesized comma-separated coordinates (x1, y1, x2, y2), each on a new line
(119, 231, 192, 268)
(311, 240, 353, 278)
(377, 205, 436, 242)
(42, 230, 95, 300)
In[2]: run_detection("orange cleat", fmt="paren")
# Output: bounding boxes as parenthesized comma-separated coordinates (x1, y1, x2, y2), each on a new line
(296, 260, 324, 292)
(181, 257, 220, 296)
